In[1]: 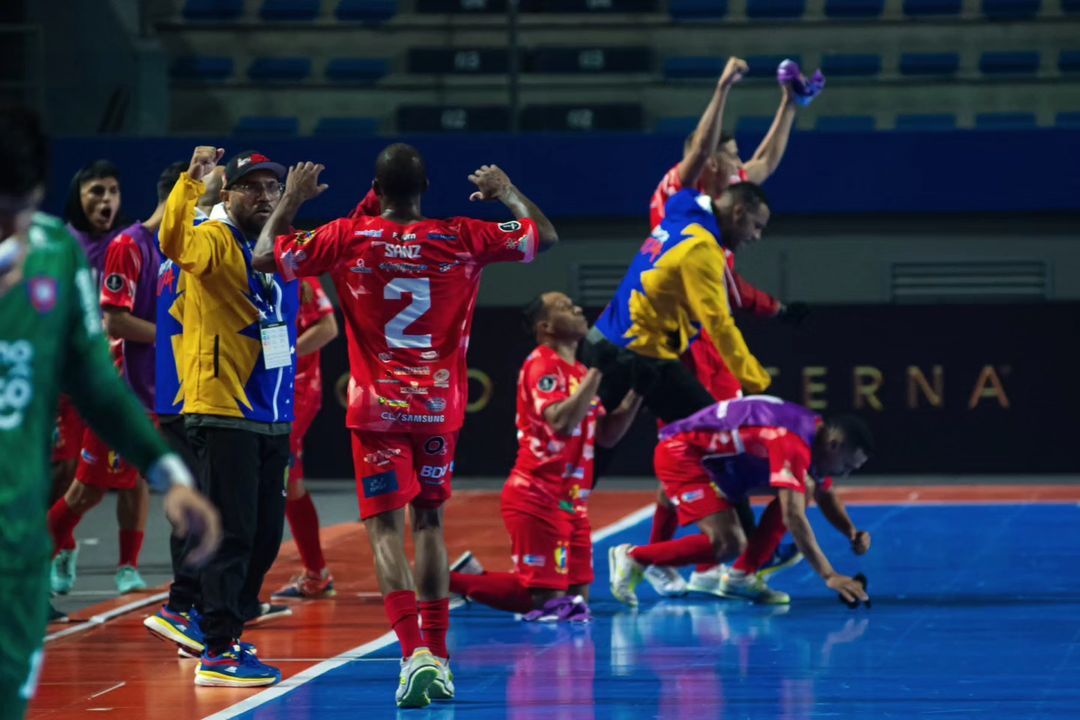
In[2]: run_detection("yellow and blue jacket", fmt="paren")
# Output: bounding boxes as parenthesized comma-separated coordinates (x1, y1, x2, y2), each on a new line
(158, 173, 299, 423)
(594, 189, 771, 394)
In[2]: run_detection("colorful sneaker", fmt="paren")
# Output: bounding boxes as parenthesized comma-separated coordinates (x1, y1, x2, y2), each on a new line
(395, 647, 440, 708)
(144, 605, 205, 654)
(195, 645, 281, 687)
(450, 550, 484, 576)
(272, 568, 336, 599)
(687, 565, 726, 597)
(179, 640, 256, 659)
(50, 545, 78, 595)
(757, 543, 804, 580)
(643, 565, 688, 597)
(115, 565, 147, 594)
(608, 544, 644, 608)
(245, 603, 293, 626)
(427, 657, 455, 701)
(720, 569, 791, 605)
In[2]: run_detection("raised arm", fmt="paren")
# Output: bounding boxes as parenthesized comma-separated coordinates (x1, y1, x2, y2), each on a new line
(468, 164, 558, 253)
(742, 87, 797, 185)
(677, 56, 748, 188)
(253, 161, 328, 273)
(160, 147, 227, 276)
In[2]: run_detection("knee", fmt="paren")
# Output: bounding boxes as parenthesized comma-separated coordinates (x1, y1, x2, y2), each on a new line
(411, 506, 444, 533)
(65, 482, 104, 512)
(704, 526, 746, 561)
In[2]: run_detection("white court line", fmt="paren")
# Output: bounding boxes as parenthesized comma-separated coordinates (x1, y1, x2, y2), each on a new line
(45, 592, 167, 643)
(205, 503, 654, 720)
(89, 682, 126, 699)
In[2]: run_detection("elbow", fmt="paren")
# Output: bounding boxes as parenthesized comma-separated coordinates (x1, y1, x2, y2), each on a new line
(102, 313, 119, 338)
(251, 252, 277, 274)
(537, 229, 559, 254)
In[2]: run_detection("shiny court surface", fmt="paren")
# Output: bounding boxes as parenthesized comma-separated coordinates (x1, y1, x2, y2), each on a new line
(30, 487, 1080, 719)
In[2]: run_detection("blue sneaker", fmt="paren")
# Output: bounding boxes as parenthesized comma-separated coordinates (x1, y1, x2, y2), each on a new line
(758, 543, 804, 580)
(50, 545, 78, 595)
(144, 605, 205, 655)
(195, 645, 281, 687)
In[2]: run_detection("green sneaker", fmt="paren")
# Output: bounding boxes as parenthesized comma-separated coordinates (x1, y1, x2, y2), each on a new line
(395, 648, 440, 709)
(50, 545, 78, 595)
(608, 543, 645, 608)
(719, 569, 791, 605)
(115, 565, 147, 594)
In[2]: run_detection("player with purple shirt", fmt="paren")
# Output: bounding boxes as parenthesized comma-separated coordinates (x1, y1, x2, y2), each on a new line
(609, 396, 874, 607)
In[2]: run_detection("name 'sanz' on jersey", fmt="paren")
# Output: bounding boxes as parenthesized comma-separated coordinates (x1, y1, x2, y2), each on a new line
(0, 340, 34, 431)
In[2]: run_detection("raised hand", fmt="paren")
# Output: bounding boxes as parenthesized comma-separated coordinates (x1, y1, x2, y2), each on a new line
(468, 164, 512, 202)
(284, 161, 329, 203)
(188, 146, 225, 182)
(720, 57, 749, 88)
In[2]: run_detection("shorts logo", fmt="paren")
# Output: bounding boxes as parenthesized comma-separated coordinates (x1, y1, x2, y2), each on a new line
(80, 449, 97, 465)
(433, 369, 450, 383)
(362, 470, 399, 498)
(420, 350, 439, 361)
(523, 554, 546, 568)
(681, 489, 705, 503)
(420, 463, 452, 480)
(424, 436, 446, 455)
(107, 451, 123, 472)
(537, 375, 557, 393)
(554, 541, 569, 575)
(425, 398, 447, 412)
(499, 221, 522, 232)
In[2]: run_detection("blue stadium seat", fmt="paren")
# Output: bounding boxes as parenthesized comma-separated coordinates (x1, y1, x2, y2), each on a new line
(182, 0, 243, 20)
(746, 0, 805, 18)
(1056, 112, 1080, 128)
(247, 57, 312, 82)
(669, 0, 728, 18)
(234, 116, 300, 136)
(521, 104, 644, 131)
(895, 113, 957, 130)
(735, 116, 775, 134)
(1059, 51, 1080, 73)
(663, 57, 725, 79)
(902, 0, 961, 15)
(313, 117, 381, 136)
(655, 116, 699, 135)
(981, 0, 1041, 20)
(409, 48, 509, 75)
(899, 52, 960, 76)
(974, 112, 1037, 129)
(745, 55, 801, 79)
(325, 58, 389, 83)
(170, 56, 234, 81)
(415, 0, 506, 11)
(824, 0, 885, 17)
(260, 0, 319, 20)
(336, 0, 397, 21)
(816, 115, 876, 132)
(978, 51, 1039, 75)
(529, 47, 651, 74)
(821, 54, 882, 77)
(397, 105, 511, 132)
(522, 0, 658, 10)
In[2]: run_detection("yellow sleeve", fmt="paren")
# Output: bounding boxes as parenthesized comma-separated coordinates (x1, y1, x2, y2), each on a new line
(159, 172, 228, 276)
(681, 239, 772, 394)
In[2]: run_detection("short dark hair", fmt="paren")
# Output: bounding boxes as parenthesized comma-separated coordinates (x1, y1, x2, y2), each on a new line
(64, 159, 122, 232)
(374, 143, 427, 201)
(828, 414, 875, 456)
(725, 180, 769, 210)
(521, 294, 550, 338)
(0, 105, 49, 197)
(157, 160, 188, 203)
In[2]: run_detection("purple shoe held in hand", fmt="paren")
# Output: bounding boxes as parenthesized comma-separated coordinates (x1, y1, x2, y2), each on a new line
(777, 59, 826, 107)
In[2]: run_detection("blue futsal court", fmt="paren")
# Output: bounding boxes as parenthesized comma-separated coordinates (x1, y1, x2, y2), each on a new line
(216, 501, 1080, 719)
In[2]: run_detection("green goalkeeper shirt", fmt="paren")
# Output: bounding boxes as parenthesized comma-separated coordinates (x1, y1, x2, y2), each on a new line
(0, 213, 169, 570)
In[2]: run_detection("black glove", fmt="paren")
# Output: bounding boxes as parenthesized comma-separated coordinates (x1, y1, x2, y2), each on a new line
(777, 302, 810, 327)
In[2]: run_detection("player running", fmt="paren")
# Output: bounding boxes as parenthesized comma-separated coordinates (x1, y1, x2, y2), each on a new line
(609, 396, 873, 608)
(253, 145, 558, 708)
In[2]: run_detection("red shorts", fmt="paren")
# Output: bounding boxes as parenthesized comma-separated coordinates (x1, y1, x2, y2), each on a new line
(350, 430, 458, 520)
(501, 483, 594, 590)
(288, 389, 322, 484)
(51, 396, 85, 463)
(653, 441, 734, 527)
(75, 430, 139, 490)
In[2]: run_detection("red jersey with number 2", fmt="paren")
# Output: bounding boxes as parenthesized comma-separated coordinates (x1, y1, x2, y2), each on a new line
(275, 214, 538, 434)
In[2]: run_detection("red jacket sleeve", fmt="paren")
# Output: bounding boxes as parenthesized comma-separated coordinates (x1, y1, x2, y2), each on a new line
(728, 269, 781, 318)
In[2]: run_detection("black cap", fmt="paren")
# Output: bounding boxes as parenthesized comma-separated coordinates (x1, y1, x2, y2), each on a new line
(223, 150, 286, 188)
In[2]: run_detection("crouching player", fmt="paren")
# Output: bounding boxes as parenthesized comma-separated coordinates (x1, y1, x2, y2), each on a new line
(450, 292, 641, 620)
(609, 396, 873, 607)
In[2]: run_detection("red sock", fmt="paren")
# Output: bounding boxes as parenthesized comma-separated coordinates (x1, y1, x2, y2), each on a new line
(286, 492, 326, 573)
(384, 590, 423, 658)
(629, 534, 716, 567)
(47, 498, 82, 557)
(649, 502, 679, 544)
(119, 529, 144, 568)
(449, 571, 535, 614)
(419, 598, 450, 659)
(733, 499, 787, 574)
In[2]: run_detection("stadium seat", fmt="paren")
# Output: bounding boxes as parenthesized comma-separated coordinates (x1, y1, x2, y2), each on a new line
(414, 0, 507, 12)
(820, 54, 882, 77)
(313, 117, 381, 136)
(521, 0, 658, 10)
(981, 0, 1041, 20)
(899, 52, 960, 76)
(247, 57, 312, 82)
(745, 55, 801, 79)
(397, 105, 511, 132)
(902, 0, 961, 16)
(170, 56, 234, 81)
(260, 0, 319, 20)
(978, 51, 1039, 75)
(520, 104, 644, 131)
(234, 116, 300, 136)
(663, 57, 725, 80)
(735, 115, 775, 134)
(745, 0, 805, 18)
(1059, 51, 1080, 73)
(824, 0, 885, 17)
(529, 47, 651, 74)
(409, 48, 510, 75)
(815, 115, 876, 132)
(669, 0, 728, 19)
(335, 0, 397, 21)
(894, 113, 957, 130)
(181, 0, 243, 20)
(1056, 112, 1080, 128)
(974, 112, 1037, 129)
(655, 116, 699, 135)
(325, 58, 389, 83)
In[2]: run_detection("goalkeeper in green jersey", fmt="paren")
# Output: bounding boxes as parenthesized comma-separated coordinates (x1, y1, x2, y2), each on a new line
(0, 105, 222, 720)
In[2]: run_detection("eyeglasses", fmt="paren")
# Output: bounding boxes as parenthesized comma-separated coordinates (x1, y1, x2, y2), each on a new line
(229, 181, 283, 198)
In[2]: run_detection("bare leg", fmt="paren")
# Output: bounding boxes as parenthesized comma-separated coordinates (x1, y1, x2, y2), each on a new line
(116, 477, 150, 532)
(364, 507, 414, 595)
(411, 505, 447, 602)
(63, 480, 107, 515)
(695, 509, 748, 565)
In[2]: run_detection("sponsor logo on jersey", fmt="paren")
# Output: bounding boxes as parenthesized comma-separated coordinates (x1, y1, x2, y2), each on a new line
(364, 448, 402, 466)
(681, 489, 705, 503)
(355, 229, 384, 238)
(523, 554, 546, 568)
(505, 237, 524, 253)
(379, 262, 427, 274)
(107, 451, 123, 471)
(425, 398, 447, 412)
(380, 411, 445, 424)
(420, 350, 439, 361)
(377, 396, 409, 409)
(402, 233, 417, 241)
(392, 366, 430, 376)
(0, 340, 34, 431)
(427, 233, 457, 241)
(349, 258, 372, 274)
(537, 375, 557, 392)
(378, 352, 393, 363)
(423, 436, 446, 455)
(80, 449, 98, 464)
(383, 244, 422, 259)
(27, 277, 57, 314)
(376, 378, 400, 384)
(433, 369, 450, 383)
(402, 386, 429, 395)
(292, 230, 315, 247)
(420, 463, 452, 480)
(438, 262, 460, 273)
(361, 470, 399, 497)
(499, 220, 522, 232)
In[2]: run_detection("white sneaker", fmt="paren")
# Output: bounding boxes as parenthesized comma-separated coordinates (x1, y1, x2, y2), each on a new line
(428, 657, 455, 701)
(608, 544, 644, 608)
(719, 569, 790, 605)
(642, 565, 688, 597)
(395, 647, 440, 708)
(450, 550, 484, 575)
(687, 564, 726, 596)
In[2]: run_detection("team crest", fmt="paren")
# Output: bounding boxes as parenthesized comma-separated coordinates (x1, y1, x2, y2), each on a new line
(554, 541, 569, 575)
(27, 277, 57, 314)
(537, 375, 557, 392)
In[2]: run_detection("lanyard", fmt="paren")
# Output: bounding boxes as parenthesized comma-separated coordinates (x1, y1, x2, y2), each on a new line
(228, 225, 282, 322)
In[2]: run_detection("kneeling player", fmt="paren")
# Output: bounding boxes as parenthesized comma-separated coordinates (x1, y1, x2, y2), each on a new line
(451, 292, 641, 620)
(609, 396, 872, 607)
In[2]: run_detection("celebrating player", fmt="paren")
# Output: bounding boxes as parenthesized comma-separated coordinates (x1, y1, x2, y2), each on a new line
(253, 145, 558, 708)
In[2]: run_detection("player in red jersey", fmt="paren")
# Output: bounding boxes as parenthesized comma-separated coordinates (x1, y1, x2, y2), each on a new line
(272, 277, 339, 600)
(448, 292, 641, 621)
(253, 145, 558, 708)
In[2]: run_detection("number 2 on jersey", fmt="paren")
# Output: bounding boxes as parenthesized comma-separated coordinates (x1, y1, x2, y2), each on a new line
(384, 278, 432, 349)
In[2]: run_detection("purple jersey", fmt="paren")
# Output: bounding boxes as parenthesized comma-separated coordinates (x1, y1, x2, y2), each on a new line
(659, 396, 820, 449)
(66, 223, 123, 286)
